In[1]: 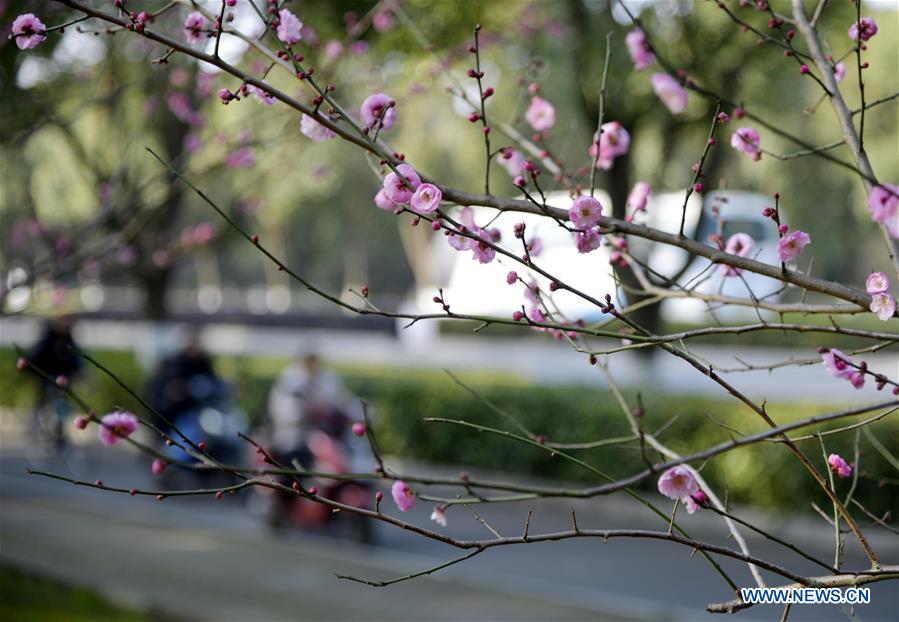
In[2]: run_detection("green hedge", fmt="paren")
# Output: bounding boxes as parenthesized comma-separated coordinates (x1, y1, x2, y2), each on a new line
(3, 348, 896, 515)
(347, 372, 898, 517)
(0, 566, 148, 622)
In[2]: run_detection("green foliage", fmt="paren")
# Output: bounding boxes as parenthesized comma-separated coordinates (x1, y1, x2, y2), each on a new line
(3, 348, 896, 516)
(348, 369, 898, 517)
(5, 1, 897, 316)
(0, 566, 149, 622)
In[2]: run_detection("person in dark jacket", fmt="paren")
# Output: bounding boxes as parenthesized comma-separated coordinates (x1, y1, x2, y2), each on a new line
(30, 316, 81, 381)
(29, 316, 81, 446)
(147, 330, 218, 426)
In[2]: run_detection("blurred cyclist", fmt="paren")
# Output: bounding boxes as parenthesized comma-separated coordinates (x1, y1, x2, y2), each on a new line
(29, 316, 81, 447)
(147, 329, 219, 426)
(267, 351, 352, 467)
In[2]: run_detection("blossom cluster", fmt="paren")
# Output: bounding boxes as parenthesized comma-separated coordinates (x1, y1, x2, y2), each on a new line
(8, 6, 898, 586)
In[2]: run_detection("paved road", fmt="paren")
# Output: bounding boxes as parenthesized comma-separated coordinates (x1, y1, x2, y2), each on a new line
(2, 316, 897, 402)
(2, 435, 897, 621)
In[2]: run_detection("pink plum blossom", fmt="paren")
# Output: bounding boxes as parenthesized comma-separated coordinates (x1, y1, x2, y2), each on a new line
(277, 9, 303, 45)
(529, 307, 547, 323)
(196, 71, 215, 97)
(193, 223, 216, 244)
(731, 127, 761, 161)
(657, 466, 699, 505)
(117, 245, 137, 267)
(323, 40, 343, 61)
(527, 236, 542, 257)
(300, 114, 336, 142)
(218, 88, 237, 105)
(410, 183, 442, 214)
(865, 272, 889, 294)
(430, 505, 447, 527)
(525, 96, 556, 132)
(848, 17, 877, 42)
(683, 490, 707, 514)
(98, 412, 138, 446)
(11, 13, 46, 50)
(447, 232, 469, 251)
(391, 480, 415, 512)
(833, 62, 846, 84)
(300, 24, 319, 47)
(870, 294, 896, 321)
(169, 68, 189, 88)
(498, 150, 526, 178)
(506, 271, 518, 285)
(590, 122, 630, 170)
(225, 147, 255, 169)
(183, 12, 206, 44)
(383, 164, 421, 204)
(625, 29, 655, 71)
(373, 10, 395, 32)
(470, 229, 496, 264)
(374, 189, 398, 212)
(247, 84, 276, 106)
(627, 181, 651, 212)
(686, 491, 708, 514)
(352, 422, 365, 437)
(569, 196, 603, 229)
(827, 454, 852, 478)
(822, 348, 854, 380)
(867, 184, 899, 238)
(151, 459, 168, 475)
(650, 73, 688, 114)
(361, 93, 397, 130)
(576, 229, 601, 254)
(720, 233, 754, 276)
(849, 372, 866, 389)
(445, 208, 495, 264)
(166, 92, 201, 126)
(183, 133, 202, 153)
(152, 249, 170, 268)
(777, 230, 811, 263)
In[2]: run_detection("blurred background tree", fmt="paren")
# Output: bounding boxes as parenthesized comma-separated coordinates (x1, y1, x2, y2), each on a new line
(1, 0, 896, 323)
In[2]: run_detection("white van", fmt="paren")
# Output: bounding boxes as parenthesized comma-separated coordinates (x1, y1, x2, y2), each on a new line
(403, 189, 779, 336)
(422, 190, 619, 325)
(647, 190, 783, 323)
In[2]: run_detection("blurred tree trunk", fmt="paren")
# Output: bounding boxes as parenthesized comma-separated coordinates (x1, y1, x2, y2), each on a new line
(564, 0, 746, 341)
(143, 267, 172, 321)
(131, 77, 193, 321)
(566, 0, 661, 343)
